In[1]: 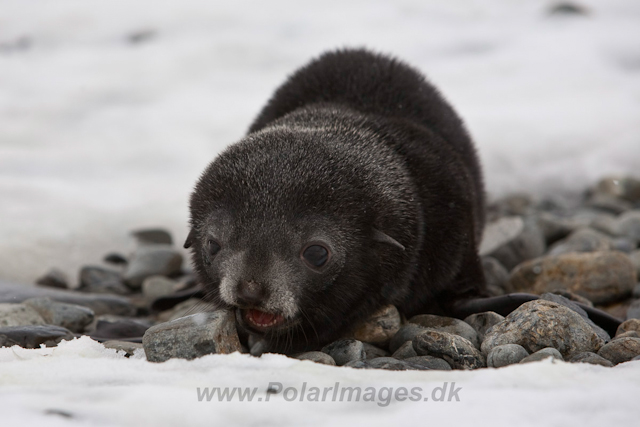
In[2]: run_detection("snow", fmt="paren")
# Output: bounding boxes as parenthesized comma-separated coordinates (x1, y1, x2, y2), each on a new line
(1, 0, 640, 425)
(1, 337, 639, 426)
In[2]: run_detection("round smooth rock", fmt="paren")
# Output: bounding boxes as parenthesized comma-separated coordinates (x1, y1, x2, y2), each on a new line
(391, 340, 418, 359)
(124, 244, 183, 289)
(367, 357, 431, 371)
(568, 352, 614, 367)
(91, 318, 151, 340)
(362, 342, 389, 359)
(321, 339, 366, 366)
(539, 293, 609, 342)
(103, 340, 144, 358)
(487, 344, 529, 368)
(389, 324, 428, 353)
(509, 251, 636, 305)
(520, 347, 563, 364)
(294, 351, 336, 366)
(350, 305, 400, 347)
(404, 356, 452, 370)
(79, 266, 130, 295)
(617, 319, 640, 337)
(479, 216, 546, 271)
(142, 276, 178, 301)
(0, 325, 74, 348)
(463, 311, 505, 343)
(35, 268, 69, 289)
(413, 330, 485, 370)
(627, 300, 640, 320)
(481, 300, 605, 358)
(628, 251, 640, 279)
(23, 297, 94, 333)
(143, 311, 241, 362)
(614, 331, 639, 340)
(615, 210, 640, 241)
(547, 228, 613, 256)
(597, 337, 640, 364)
(409, 314, 480, 349)
(131, 228, 173, 245)
(591, 176, 640, 203)
(482, 257, 509, 295)
(0, 303, 45, 327)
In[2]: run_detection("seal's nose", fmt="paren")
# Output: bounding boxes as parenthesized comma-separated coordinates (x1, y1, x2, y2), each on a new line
(236, 280, 266, 306)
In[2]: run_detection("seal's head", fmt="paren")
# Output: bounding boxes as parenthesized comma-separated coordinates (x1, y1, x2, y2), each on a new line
(185, 120, 417, 354)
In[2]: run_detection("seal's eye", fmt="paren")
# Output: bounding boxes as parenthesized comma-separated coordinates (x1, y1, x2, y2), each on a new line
(301, 244, 329, 268)
(207, 239, 221, 257)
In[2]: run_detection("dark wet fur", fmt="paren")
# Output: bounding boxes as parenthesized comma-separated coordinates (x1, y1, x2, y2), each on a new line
(188, 49, 487, 353)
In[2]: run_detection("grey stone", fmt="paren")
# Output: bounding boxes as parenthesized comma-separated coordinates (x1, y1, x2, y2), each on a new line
(294, 351, 336, 366)
(479, 216, 546, 271)
(611, 238, 635, 253)
(628, 251, 640, 280)
(23, 297, 94, 333)
(321, 339, 366, 366)
(391, 340, 418, 359)
(591, 176, 640, 203)
(463, 311, 505, 343)
(343, 360, 369, 369)
(614, 210, 640, 241)
(157, 298, 216, 322)
(536, 212, 583, 245)
(124, 244, 183, 288)
(409, 314, 480, 348)
(509, 251, 637, 305)
(481, 300, 605, 358)
(550, 290, 593, 307)
(142, 276, 178, 301)
(568, 351, 614, 367)
(0, 280, 136, 316)
(35, 268, 69, 289)
(597, 337, 640, 364)
(142, 310, 241, 362)
(0, 303, 45, 326)
(627, 299, 640, 320)
(79, 266, 130, 295)
(413, 330, 485, 370)
(617, 319, 640, 336)
(362, 342, 389, 360)
(539, 293, 610, 342)
(103, 340, 144, 357)
(0, 325, 74, 348)
(520, 347, 564, 364)
(585, 193, 633, 215)
(91, 317, 151, 340)
(487, 344, 529, 368)
(482, 257, 510, 295)
(404, 355, 452, 370)
(350, 305, 400, 347)
(613, 331, 639, 340)
(131, 228, 173, 245)
(365, 357, 431, 371)
(389, 324, 428, 353)
(547, 228, 613, 256)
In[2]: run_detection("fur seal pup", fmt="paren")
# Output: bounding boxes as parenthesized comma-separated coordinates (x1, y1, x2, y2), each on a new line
(185, 48, 488, 354)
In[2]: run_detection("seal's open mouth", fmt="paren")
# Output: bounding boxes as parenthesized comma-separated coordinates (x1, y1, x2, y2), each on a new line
(242, 308, 286, 331)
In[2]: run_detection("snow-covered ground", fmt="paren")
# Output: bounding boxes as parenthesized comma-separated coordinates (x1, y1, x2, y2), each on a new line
(1, 1, 639, 425)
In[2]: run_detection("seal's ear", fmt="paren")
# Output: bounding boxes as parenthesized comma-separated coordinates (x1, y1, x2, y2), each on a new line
(372, 228, 405, 251)
(183, 229, 196, 249)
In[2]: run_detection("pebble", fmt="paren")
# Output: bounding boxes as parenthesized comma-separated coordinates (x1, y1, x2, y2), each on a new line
(143, 310, 241, 362)
(509, 251, 636, 305)
(487, 344, 529, 368)
(90, 317, 151, 340)
(0, 303, 45, 326)
(539, 293, 610, 342)
(142, 275, 178, 302)
(123, 244, 183, 289)
(103, 340, 144, 357)
(0, 325, 74, 348)
(294, 351, 336, 366)
(629, 251, 640, 278)
(481, 257, 510, 295)
(482, 300, 605, 358)
(536, 212, 582, 245)
(463, 311, 505, 343)
(547, 228, 613, 256)
(131, 228, 173, 245)
(391, 340, 418, 359)
(520, 347, 564, 364)
(35, 268, 69, 289)
(157, 298, 216, 322)
(597, 337, 640, 364)
(413, 330, 485, 370)
(365, 357, 431, 371)
(614, 210, 640, 241)
(79, 266, 130, 295)
(479, 216, 546, 270)
(585, 193, 633, 215)
(321, 339, 366, 366)
(350, 305, 401, 347)
(23, 297, 94, 333)
(612, 331, 639, 340)
(362, 342, 389, 359)
(568, 352, 614, 367)
(404, 355, 452, 370)
(409, 314, 480, 349)
(591, 176, 640, 203)
(389, 324, 428, 353)
(616, 319, 640, 336)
